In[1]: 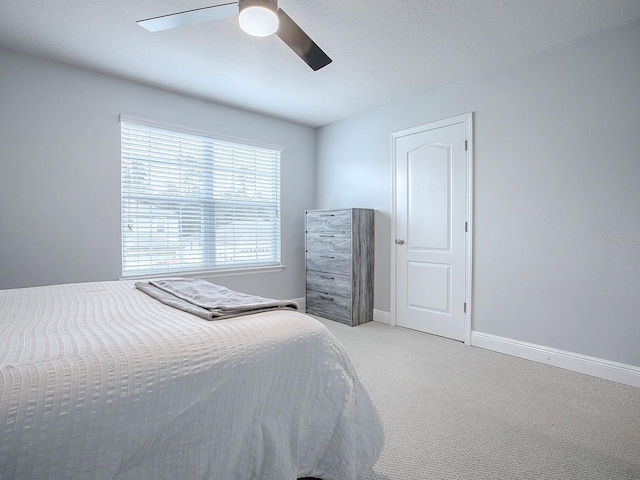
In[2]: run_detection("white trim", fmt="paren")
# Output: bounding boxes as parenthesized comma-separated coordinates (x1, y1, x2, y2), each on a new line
(390, 136, 398, 327)
(373, 309, 392, 325)
(302, 303, 389, 324)
(463, 115, 473, 345)
(120, 264, 285, 281)
(471, 331, 640, 389)
(390, 113, 474, 344)
(119, 114, 285, 152)
(292, 297, 305, 311)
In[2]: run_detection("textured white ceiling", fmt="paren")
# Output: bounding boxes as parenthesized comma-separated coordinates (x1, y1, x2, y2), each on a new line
(2, 0, 640, 127)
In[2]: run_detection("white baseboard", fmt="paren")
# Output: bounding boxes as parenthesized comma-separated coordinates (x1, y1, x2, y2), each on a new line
(293, 297, 305, 312)
(302, 305, 392, 324)
(313, 307, 639, 388)
(471, 331, 640, 389)
(373, 309, 392, 325)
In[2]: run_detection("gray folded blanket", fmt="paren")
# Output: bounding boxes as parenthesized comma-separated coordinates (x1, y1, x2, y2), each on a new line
(135, 278, 299, 320)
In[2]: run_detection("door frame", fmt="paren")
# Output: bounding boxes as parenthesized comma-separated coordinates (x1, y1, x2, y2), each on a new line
(390, 113, 474, 344)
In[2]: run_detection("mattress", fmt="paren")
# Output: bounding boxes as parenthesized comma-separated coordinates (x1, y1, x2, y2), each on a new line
(0, 281, 384, 479)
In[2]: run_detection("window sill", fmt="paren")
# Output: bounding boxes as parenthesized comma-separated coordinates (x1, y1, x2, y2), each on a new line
(120, 264, 285, 281)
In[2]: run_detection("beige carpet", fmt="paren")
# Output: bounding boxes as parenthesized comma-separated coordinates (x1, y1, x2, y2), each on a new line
(314, 317, 640, 480)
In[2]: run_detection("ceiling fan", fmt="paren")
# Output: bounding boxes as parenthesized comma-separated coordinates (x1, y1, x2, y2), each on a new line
(137, 0, 332, 71)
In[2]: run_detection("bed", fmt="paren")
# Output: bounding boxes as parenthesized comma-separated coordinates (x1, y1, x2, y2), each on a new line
(0, 280, 384, 479)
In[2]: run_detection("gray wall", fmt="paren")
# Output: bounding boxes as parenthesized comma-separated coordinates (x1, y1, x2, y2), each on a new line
(0, 47, 316, 300)
(316, 20, 640, 367)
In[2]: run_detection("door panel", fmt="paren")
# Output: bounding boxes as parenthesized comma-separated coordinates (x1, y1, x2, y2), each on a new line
(395, 121, 467, 341)
(408, 145, 450, 251)
(407, 262, 450, 313)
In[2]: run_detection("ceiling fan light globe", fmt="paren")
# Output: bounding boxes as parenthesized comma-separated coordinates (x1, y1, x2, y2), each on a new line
(239, 5, 278, 37)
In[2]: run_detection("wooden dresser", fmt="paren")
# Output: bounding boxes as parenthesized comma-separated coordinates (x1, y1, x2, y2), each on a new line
(305, 208, 374, 326)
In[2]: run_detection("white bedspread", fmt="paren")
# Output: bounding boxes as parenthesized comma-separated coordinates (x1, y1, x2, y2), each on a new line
(0, 281, 383, 479)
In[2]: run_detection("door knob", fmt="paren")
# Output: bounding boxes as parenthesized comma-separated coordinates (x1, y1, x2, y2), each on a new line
(395, 239, 405, 245)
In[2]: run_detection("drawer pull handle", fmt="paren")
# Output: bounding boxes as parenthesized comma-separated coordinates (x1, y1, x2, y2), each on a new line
(319, 295, 334, 301)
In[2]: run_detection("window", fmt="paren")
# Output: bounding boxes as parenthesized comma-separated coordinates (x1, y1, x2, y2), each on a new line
(120, 116, 282, 277)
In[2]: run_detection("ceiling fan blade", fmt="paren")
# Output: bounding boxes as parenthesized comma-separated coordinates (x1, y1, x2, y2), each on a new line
(137, 3, 239, 32)
(275, 9, 332, 71)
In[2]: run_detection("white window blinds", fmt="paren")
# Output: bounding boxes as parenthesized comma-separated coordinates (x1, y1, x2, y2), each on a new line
(121, 117, 282, 277)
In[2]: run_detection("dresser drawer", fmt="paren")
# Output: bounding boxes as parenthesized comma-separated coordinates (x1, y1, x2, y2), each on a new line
(306, 270, 351, 296)
(306, 253, 351, 276)
(306, 287, 352, 325)
(306, 233, 351, 254)
(306, 210, 351, 235)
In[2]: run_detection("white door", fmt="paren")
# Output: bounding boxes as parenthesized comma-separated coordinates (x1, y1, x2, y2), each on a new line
(393, 118, 470, 341)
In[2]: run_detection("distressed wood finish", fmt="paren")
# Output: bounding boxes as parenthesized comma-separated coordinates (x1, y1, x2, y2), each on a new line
(306, 288, 352, 324)
(306, 253, 351, 277)
(305, 210, 351, 234)
(305, 234, 351, 254)
(305, 208, 374, 326)
(306, 270, 351, 293)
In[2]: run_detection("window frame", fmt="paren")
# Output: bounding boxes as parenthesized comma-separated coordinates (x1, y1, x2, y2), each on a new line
(119, 114, 285, 279)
